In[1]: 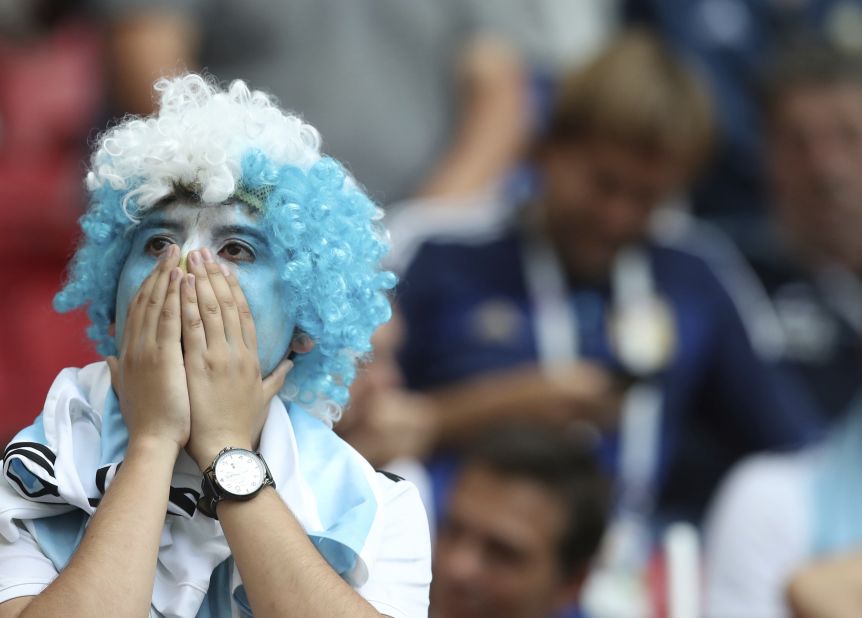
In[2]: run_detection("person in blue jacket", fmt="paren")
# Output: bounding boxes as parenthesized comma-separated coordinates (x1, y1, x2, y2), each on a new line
(397, 30, 822, 528)
(624, 0, 862, 257)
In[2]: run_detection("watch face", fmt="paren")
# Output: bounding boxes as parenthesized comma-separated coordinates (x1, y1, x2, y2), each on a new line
(214, 450, 266, 496)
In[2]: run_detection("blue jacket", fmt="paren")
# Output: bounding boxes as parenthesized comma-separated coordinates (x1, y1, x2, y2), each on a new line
(398, 223, 823, 524)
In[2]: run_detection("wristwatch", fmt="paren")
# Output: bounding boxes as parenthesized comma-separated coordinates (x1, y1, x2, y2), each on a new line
(196, 447, 275, 519)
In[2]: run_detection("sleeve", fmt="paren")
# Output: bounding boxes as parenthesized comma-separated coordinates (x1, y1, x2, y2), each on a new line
(703, 264, 823, 450)
(396, 244, 444, 391)
(0, 523, 58, 605)
(356, 479, 432, 618)
(703, 454, 811, 618)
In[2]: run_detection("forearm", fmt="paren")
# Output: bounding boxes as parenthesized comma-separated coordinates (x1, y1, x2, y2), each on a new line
(19, 438, 179, 618)
(219, 488, 381, 618)
(786, 553, 862, 618)
(417, 37, 528, 199)
(106, 11, 200, 115)
(427, 367, 566, 446)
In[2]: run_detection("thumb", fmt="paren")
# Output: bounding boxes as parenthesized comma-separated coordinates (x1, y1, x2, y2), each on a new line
(262, 358, 294, 403)
(106, 356, 120, 393)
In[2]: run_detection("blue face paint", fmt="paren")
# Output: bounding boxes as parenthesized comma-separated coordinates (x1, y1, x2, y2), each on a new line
(114, 200, 294, 374)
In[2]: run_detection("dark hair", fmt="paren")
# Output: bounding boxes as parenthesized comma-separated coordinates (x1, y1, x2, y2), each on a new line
(462, 425, 609, 578)
(761, 39, 862, 117)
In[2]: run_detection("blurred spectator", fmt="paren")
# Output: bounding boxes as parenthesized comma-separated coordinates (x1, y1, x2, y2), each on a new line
(339, 314, 437, 469)
(704, 397, 862, 617)
(337, 313, 437, 524)
(397, 29, 822, 531)
(430, 426, 608, 618)
(93, 0, 548, 205)
(0, 0, 101, 443)
(625, 0, 862, 259)
(752, 42, 862, 422)
(704, 44, 862, 614)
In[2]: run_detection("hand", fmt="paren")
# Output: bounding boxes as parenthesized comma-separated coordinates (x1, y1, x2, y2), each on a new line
(338, 391, 438, 467)
(499, 362, 623, 431)
(787, 550, 862, 618)
(181, 249, 293, 470)
(106, 244, 189, 452)
(543, 362, 626, 430)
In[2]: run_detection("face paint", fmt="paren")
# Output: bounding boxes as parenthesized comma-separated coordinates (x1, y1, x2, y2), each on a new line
(114, 200, 294, 374)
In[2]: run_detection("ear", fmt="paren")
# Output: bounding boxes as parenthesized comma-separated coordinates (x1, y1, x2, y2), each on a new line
(289, 331, 315, 355)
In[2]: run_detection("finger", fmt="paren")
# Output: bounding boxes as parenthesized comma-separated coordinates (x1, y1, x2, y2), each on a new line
(142, 245, 180, 342)
(201, 248, 243, 346)
(106, 355, 120, 393)
(157, 267, 184, 343)
(225, 267, 257, 350)
(262, 358, 294, 403)
(121, 259, 162, 354)
(187, 250, 226, 348)
(181, 273, 207, 353)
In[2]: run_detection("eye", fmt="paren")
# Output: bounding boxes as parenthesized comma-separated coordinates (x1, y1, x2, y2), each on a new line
(145, 236, 173, 256)
(218, 240, 255, 263)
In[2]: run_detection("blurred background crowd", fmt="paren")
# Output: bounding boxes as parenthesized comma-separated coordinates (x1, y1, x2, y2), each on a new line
(4, 0, 862, 616)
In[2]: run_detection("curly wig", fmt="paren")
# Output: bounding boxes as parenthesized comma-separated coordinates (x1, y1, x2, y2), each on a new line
(54, 74, 395, 425)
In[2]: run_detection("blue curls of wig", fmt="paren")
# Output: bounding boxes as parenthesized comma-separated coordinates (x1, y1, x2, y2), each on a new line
(54, 74, 396, 424)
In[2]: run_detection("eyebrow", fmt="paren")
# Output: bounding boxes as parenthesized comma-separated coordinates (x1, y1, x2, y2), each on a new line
(135, 217, 184, 236)
(214, 224, 270, 247)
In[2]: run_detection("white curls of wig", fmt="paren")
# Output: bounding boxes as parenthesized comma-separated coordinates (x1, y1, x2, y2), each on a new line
(87, 74, 323, 214)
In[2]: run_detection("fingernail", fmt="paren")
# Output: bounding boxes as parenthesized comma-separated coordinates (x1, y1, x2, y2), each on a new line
(170, 268, 180, 282)
(189, 251, 202, 267)
(202, 248, 214, 263)
(219, 263, 231, 277)
(170, 244, 179, 258)
(185, 274, 195, 288)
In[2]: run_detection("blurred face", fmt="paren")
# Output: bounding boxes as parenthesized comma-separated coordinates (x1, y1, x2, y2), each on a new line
(769, 84, 862, 269)
(114, 200, 295, 374)
(431, 466, 577, 618)
(349, 315, 405, 407)
(540, 140, 683, 281)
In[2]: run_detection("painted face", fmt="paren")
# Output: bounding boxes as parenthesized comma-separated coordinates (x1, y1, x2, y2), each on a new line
(114, 200, 294, 374)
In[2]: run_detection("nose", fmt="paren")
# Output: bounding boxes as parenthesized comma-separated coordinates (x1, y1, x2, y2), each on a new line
(178, 235, 208, 272)
(602, 192, 648, 246)
(441, 538, 484, 584)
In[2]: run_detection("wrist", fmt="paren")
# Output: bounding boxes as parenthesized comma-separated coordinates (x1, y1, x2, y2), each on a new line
(190, 436, 253, 471)
(197, 447, 275, 519)
(216, 484, 278, 518)
(127, 434, 183, 461)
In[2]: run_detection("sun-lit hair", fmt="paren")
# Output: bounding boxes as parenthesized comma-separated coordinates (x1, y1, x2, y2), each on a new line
(54, 74, 395, 425)
(544, 29, 715, 177)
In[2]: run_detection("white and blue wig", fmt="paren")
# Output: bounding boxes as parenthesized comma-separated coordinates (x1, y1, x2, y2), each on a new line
(54, 74, 395, 425)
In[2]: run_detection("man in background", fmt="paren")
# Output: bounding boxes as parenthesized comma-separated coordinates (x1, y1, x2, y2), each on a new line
(753, 42, 862, 423)
(430, 427, 608, 618)
(397, 30, 822, 528)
